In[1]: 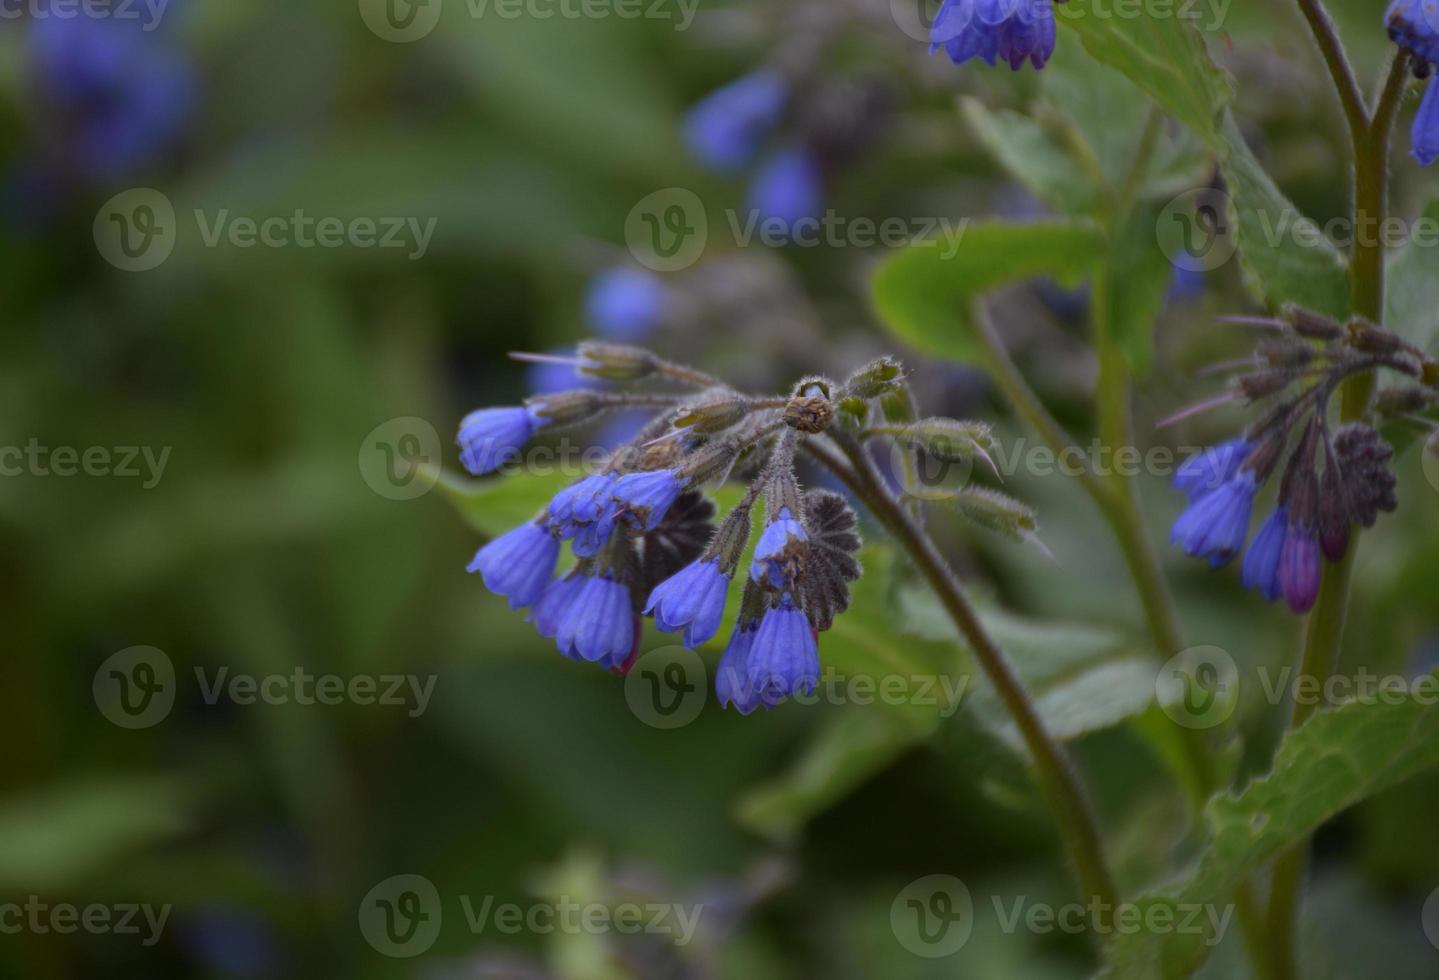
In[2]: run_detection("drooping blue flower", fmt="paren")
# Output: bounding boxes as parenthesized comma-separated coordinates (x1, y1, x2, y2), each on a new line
(1170, 471, 1258, 567)
(716, 622, 762, 714)
(467, 520, 559, 609)
(745, 596, 820, 705)
(1174, 439, 1253, 501)
(1387, 0, 1439, 66)
(28, 15, 194, 179)
(530, 571, 585, 639)
(611, 469, 686, 532)
(930, 0, 1062, 72)
(750, 507, 809, 591)
(646, 559, 729, 647)
(554, 573, 635, 668)
(585, 268, 669, 342)
(747, 147, 824, 232)
(1278, 523, 1321, 614)
(684, 71, 788, 174)
(547, 474, 619, 557)
(1241, 506, 1287, 602)
(1411, 78, 1439, 167)
(457, 406, 548, 476)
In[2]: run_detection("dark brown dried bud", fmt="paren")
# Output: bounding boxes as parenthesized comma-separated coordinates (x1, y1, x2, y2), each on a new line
(1333, 424, 1398, 528)
(1282, 305, 1345, 341)
(1347, 319, 1405, 355)
(1257, 338, 1316, 368)
(1375, 385, 1435, 417)
(784, 395, 835, 434)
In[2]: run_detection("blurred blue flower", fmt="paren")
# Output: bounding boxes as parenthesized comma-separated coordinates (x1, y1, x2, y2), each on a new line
(584, 268, 669, 342)
(930, 0, 1062, 72)
(1167, 265, 1207, 305)
(1170, 470, 1258, 568)
(1174, 439, 1253, 501)
(457, 406, 547, 475)
(684, 71, 787, 173)
(28, 13, 194, 180)
(1411, 78, 1439, 166)
(1241, 506, 1287, 602)
(747, 147, 823, 233)
(1277, 521, 1321, 613)
(1387, 0, 1439, 65)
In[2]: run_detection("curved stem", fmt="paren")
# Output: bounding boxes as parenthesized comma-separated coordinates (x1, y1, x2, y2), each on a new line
(804, 434, 1120, 924)
(1293, 0, 1368, 143)
(1264, 40, 1411, 980)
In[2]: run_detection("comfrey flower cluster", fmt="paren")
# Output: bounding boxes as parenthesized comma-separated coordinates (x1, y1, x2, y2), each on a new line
(1388, 0, 1439, 165)
(931, 0, 1067, 72)
(1170, 307, 1438, 612)
(457, 346, 970, 712)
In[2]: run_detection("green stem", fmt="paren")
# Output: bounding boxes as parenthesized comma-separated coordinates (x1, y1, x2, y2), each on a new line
(1264, 42, 1412, 980)
(805, 434, 1120, 924)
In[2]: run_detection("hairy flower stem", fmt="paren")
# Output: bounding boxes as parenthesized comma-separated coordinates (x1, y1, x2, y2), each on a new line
(805, 434, 1120, 928)
(1264, 40, 1412, 980)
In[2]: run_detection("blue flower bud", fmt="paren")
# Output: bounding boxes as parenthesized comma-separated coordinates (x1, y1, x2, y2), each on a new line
(931, 0, 1061, 72)
(1241, 507, 1287, 602)
(716, 622, 762, 714)
(610, 469, 687, 532)
(684, 71, 788, 173)
(457, 406, 548, 476)
(750, 507, 809, 592)
(554, 573, 636, 669)
(744, 595, 820, 706)
(467, 521, 559, 610)
(1170, 471, 1258, 567)
(747, 147, 824, 233)
(584, 268, 669, 342)
(1174, 439, 1254, 501)
(1277, 522, 1321, 614)
(646, 559, 730, 647)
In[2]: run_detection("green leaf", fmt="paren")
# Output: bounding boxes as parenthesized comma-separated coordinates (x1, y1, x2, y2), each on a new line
(0, 778, 193, 890)
(1218, 112, 1350, 319)
(871, 221, 1103, 364)
(1057, 0, 1233, 148)
(961, 98, 1100, 215)
(435, 468, 572, 538)
(1101, 676, 1439, 978)
(1107, 201, 1178, 375)
(1385, 200, 1439, 352)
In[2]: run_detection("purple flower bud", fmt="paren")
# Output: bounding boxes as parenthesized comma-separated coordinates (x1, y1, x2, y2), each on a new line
(745, 596, 820, 706)
(646, 559, 730, 648)
(931, 0, 1061, 72)
(1241, 507, 1287, 602)
(684, 71, 788, 174)
(457, 406, 547, 476)
(1171, 471, 1258, 567)
(467, 521, 559, 610)
(611, 469, 686, 532)
(1278, 523, 1322, 614)
(554, 573, 636, 668)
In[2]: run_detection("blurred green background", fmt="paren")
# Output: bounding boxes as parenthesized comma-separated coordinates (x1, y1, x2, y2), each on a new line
(1, 0, 1437, 977)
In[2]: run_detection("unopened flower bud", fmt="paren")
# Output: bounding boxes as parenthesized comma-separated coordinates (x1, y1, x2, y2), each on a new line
(526, 390, 605, 426)
(577, 341, 658, 380)
(1333, 424, 1398, 527)
(1347, 319, 1405, 354)
(674, 395, 751, 434)
(1282, 305, 1344, 341)
(784, 395, 834, 433)
(1375, 384, 1435, 416)
(843, 356, 907, 400)
(1318, 465, 1350, 562)
(898, 418, 996, 463)
(1257, 338, 1316, 368)
(1240, 369, 1296, 400)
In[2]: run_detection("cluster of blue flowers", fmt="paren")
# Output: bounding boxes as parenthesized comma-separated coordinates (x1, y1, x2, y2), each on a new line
(684, 71, 824, 230)
(1170, 310, 1405, 613)
(457, 349, 867, 710)
(931, 0, 1066, 72)
(1388, 0, 1439, 165)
